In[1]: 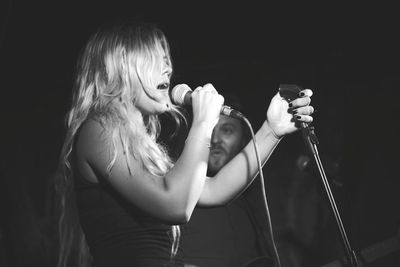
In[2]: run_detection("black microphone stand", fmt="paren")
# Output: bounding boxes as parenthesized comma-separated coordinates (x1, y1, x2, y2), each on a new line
(301, 125, 361, 267)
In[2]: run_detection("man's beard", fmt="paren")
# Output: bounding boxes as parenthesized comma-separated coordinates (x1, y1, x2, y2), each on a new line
(207, 154, 227, 176)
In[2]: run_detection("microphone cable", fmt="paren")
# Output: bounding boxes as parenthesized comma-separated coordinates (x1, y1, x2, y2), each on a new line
(241, 115, 282, 267)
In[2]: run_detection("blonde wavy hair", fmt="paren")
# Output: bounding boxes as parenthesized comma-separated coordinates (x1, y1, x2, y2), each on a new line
(56, 21, 184, 267)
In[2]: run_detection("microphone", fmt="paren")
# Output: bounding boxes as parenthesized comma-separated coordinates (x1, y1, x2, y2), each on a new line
(279, 84, 309, 129)
(171, 84, 244, 119)
(279, 84, 319, 145)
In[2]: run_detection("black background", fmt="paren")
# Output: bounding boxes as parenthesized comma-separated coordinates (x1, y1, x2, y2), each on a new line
(1, 1, 399, 266)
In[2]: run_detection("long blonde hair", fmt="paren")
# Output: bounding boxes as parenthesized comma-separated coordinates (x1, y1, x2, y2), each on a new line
(56, 21, 183, 267)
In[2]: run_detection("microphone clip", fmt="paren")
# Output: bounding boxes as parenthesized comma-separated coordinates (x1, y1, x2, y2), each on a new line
(221, 106, 245, 119)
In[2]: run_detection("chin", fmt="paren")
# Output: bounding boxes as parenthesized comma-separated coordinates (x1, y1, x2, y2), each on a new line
(208, 161, 225, 175)
(152, 108, 166, 115)
(156, 100, 170, 114)
(142, 103, 168, 116)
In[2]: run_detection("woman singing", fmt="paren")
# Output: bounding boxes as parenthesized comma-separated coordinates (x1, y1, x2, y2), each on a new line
(56, 21, 314, 267)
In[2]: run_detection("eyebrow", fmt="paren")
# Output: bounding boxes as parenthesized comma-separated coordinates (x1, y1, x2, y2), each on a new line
(221, 122, 237, 128)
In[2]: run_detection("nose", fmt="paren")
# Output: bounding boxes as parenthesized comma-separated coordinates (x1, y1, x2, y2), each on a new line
(211, 128, 220, 145)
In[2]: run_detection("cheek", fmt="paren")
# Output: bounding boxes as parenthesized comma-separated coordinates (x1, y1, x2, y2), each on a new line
(225, 137, 243, 156)
(156, 89, 171, 105)
(225, 139, 240, 158)
(135, 93, 155, 114)
(136, 91, 170, 115)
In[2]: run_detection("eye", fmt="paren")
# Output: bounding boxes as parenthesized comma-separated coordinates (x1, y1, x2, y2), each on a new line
(157, 83, 170, 90)
(221, 126, 234, 135)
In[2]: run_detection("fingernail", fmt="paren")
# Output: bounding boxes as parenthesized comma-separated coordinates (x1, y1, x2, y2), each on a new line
(295, 115, 301, 120)
(299, 92, 305, 97)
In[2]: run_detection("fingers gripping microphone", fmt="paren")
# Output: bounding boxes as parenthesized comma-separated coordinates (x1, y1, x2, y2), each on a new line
(279, 84, 309, 129)
(279, 84, 319, 146)
(171, 84, 244, 119)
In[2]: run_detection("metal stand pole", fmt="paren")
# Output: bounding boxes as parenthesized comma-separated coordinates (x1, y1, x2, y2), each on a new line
(302, 126, 361, 267)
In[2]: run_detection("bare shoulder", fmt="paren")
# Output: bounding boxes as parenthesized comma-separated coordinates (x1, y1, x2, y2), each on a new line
(75, 118, 115, 182)
(74, 119, 169, 218)
(76, 118, 110, 158)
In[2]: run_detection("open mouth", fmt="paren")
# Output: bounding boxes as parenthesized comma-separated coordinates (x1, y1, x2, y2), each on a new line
(157, 82, 170, 90)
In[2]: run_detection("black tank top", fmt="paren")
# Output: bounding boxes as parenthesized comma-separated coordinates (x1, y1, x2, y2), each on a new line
(75, 174, 183, 267)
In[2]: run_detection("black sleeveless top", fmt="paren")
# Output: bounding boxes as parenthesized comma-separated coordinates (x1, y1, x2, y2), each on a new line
(75, 175, 183, 267)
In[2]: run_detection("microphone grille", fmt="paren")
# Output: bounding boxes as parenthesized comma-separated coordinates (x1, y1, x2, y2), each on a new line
(171, 84, 191, 105)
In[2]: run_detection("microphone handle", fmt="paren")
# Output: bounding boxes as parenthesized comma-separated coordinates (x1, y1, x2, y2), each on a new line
(173, 85, 245, 120)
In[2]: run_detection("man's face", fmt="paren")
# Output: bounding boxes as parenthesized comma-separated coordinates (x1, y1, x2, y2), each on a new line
(208, 115, 245, 175)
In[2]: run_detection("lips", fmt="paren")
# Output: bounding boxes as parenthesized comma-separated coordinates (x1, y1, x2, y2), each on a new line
(210, 147, 225, 156)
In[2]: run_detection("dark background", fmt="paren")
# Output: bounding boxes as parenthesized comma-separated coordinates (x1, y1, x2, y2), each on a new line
(1, 1, 399, 266)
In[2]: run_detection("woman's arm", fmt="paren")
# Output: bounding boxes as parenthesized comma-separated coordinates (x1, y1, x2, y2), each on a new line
(198, 121, 280, 206)
(76, 85, 223, 224)
(198, 89, 314, 206)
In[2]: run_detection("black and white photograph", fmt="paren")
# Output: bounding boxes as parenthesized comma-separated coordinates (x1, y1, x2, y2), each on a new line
(1, 2, 399, 266)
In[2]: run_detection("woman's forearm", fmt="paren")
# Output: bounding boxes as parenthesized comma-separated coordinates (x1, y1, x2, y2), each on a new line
(164, 121, 213, 217)
(199, 120, 282, 206)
